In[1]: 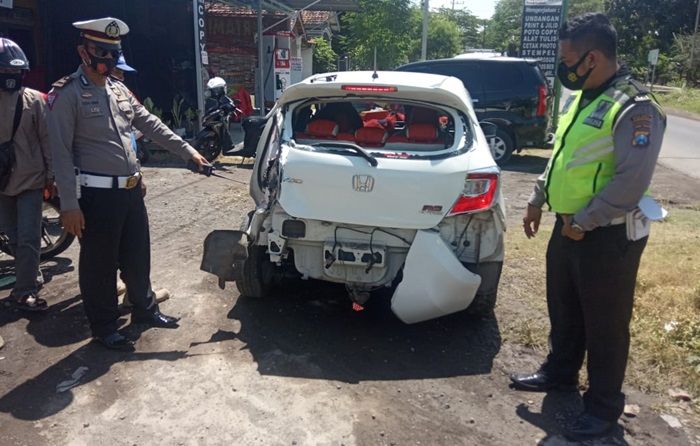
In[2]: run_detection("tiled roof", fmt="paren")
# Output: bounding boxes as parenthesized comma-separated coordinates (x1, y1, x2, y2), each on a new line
(206, 1, 286, 17)
(300, 10, 332, 25)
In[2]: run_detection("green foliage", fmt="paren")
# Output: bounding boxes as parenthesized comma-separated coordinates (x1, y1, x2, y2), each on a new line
(143, 97, 162, 120)
(435, 7, 483, 50)
(606, 0, 697, 73)
(407, 9, 462, 61)
(671, 33, 700, 86)
(312, 38, 338, 73)
(339, 0, 415, 69)
(171, 96, 184, 129)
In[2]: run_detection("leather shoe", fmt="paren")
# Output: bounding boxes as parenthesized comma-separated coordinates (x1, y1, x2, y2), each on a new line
(131, 310, 180, 328)
(96, 332, 134, 351)
(563, 412, 616, 441)
(509, 371, 578, 392)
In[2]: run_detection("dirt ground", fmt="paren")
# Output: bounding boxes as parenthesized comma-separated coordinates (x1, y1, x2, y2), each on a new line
(0, 150, 698, 446)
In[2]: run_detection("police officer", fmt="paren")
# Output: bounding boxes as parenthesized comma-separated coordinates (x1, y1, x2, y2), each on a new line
(0, 38, 51, 312)
(47, 18, 209, 350)
(510, 13, 666, 440)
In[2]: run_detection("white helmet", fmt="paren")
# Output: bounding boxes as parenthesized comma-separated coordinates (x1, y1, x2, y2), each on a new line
(207, 77, 227, 99)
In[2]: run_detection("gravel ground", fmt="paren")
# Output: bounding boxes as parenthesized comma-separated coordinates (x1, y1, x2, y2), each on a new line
(0, 150, 698, 446)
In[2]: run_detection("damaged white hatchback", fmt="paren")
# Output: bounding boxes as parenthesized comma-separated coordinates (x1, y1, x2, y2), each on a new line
(201, 71, 506, 323)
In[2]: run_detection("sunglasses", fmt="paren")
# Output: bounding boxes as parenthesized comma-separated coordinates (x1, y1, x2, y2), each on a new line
(87, 45, 122, 59)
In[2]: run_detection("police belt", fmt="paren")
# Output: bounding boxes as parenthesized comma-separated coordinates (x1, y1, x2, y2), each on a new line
(79, 171, 141, 189)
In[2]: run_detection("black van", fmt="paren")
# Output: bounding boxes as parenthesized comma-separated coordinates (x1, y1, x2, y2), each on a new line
(397, 56, 552, 164)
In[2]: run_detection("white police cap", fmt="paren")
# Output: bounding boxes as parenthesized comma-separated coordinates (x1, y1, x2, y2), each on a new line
(73, 17, 129, 50)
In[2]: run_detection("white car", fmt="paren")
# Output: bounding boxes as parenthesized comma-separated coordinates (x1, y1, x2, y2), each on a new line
(202, 71, 506, 323)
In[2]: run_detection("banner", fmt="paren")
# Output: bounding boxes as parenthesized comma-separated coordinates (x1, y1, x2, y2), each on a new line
(520, 0, 563, 86)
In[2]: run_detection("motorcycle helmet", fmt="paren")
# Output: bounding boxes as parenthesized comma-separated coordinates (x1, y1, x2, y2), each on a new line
(0, 38, 29, 91)
(207, 76, 227, 98)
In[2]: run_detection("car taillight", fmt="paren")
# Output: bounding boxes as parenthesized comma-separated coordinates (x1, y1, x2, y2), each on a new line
(341, 85, 398, 92)
(449, 173, 499, 215)
(536, 84, 547, 117)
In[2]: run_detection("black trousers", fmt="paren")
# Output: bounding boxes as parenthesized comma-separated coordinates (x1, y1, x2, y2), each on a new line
(78, 184, 156, 337)
(541, 216, 647, 421)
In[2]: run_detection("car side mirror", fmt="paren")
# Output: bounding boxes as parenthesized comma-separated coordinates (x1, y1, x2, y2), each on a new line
(479, 121, 498, 139)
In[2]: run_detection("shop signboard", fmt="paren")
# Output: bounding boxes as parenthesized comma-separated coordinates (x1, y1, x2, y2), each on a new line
(520, 0, 563, 86)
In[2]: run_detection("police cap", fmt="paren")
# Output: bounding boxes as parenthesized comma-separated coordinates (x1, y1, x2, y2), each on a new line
(73, 17, 129, 50)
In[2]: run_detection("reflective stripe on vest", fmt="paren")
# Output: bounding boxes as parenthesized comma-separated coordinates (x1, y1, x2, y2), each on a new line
(544, 80, 646, 214)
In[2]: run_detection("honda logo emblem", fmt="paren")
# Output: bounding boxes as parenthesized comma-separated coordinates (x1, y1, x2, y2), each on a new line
(352, 175, 375, 192)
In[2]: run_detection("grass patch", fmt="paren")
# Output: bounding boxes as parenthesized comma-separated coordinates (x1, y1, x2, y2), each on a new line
(657, 88, 700, 115)
(500, 209, 700, 405)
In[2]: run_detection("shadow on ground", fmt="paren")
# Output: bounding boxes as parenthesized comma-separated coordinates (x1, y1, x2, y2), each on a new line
(228, 279, 501, 383)
(502, 152, 549, 174)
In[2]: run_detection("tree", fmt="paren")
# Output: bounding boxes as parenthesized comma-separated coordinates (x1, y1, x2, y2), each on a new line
(407, 9, 462, 61)
(435, 7, 483, 50)
(607, 0, 697, 72)
(339, 0, 416, 69)
(312, 38, 337, 73)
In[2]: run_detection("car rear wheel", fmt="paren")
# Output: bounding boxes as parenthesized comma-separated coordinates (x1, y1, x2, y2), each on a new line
(489, 129, 514, 166)
(464, 261, 503, 316)
(236, 246, 276, 298)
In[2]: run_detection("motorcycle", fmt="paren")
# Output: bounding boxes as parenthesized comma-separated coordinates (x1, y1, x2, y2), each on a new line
(0, 196, 75, 262)
(192, 98, 242, 163)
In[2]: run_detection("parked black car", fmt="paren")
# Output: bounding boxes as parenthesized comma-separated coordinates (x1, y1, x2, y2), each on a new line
(396, 56, 552, 164)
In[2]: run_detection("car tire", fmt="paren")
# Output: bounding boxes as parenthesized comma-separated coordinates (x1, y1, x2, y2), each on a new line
(464, 261, 503, 316)
(236, 245, 275, 298)
(489, 129, 514, 166)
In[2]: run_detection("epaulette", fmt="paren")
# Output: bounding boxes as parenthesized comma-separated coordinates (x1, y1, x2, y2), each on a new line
(51, 76, 73, 89)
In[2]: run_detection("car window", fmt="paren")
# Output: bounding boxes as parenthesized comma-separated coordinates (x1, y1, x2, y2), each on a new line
(402, 62, 483, 97)
(290, 99, 470, 157)
(480, 62, 524, 92)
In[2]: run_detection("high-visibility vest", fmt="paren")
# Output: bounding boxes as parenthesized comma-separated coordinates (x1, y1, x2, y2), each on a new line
(544, 77, 662, 214)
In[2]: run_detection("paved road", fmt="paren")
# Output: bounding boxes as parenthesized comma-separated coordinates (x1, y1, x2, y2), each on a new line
(659, 114, 700, 179)
(559, 88, 699, 179)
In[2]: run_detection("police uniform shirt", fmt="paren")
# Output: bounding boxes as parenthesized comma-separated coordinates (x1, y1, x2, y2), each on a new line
(529, 71, 666, 230)
(48, 66, 197, 211)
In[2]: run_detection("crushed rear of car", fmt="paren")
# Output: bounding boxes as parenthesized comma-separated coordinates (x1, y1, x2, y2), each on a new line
(201, 71, 506, 323)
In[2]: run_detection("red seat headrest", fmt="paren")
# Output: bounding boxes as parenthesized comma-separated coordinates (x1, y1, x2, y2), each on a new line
(355, 127, 387, 145)
(306, 119, 339, 138)
(407, 123, 438, 142)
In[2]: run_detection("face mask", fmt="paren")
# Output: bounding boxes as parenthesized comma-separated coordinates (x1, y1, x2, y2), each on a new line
(557, 51, 593, 90)
(82, 47, 120, 76)
(0, 72, 22, 92)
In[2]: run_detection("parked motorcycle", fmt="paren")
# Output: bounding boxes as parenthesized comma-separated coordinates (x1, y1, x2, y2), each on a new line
(192, 77, 242, 163)
(0, 196, 75, 261)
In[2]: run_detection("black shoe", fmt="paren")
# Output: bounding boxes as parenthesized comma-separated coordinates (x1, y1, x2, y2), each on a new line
(563, 412, 616, 441)
(509, 371, 578, 392)
(131, 310, 180, 328)
(96, 332, 135, 351)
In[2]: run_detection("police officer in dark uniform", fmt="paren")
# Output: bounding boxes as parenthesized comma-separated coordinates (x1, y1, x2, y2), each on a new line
(510, 14, 666, 440)
(47, 18, 209, 350)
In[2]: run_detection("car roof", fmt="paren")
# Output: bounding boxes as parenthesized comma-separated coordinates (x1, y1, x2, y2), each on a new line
(278, 71, 474, 116)
(401, 56, 539, 65)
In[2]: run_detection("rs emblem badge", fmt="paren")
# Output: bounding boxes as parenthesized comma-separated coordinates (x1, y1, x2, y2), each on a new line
(352, 175, 374, 192)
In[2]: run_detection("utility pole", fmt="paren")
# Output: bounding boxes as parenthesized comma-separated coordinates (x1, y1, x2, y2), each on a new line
(689, 0, 700, 81)
(551, 0, 570, 130)
(421, 0, 429, 60)
(257, 0, 265, 116)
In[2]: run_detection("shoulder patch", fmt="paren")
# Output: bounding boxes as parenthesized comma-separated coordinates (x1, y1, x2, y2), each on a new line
(51, 76, 73, 89)
(634, 94, 651, 103)
(47, 91, 58, 110)
(631, 112, 651, 148)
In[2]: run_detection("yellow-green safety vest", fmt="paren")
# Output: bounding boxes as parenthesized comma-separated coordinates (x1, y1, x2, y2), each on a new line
(544, 78, 660, 214)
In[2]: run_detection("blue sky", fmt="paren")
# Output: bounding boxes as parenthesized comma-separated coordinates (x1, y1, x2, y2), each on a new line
(414, 0, 498, 19)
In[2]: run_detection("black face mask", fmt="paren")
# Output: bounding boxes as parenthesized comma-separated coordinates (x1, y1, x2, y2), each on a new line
(0, 73, 23, 92)
(557, 51, 593, 90)
(82, 47, 119, 76)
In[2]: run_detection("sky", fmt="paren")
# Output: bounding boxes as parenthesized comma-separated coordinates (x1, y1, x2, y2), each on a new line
(413, 0, 498, 19)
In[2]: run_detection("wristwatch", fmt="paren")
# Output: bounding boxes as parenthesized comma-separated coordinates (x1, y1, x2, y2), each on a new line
(571, 220, 585, 233)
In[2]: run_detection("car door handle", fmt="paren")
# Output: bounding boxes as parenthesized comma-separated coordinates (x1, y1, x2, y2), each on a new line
(472, 99, 480, 103)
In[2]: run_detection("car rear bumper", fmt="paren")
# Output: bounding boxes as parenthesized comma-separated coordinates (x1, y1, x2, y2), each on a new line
(391, 229, 481, 324)
(513, 117, 550, 149)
